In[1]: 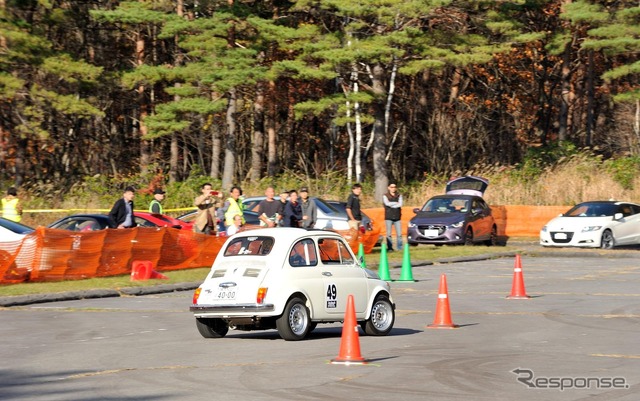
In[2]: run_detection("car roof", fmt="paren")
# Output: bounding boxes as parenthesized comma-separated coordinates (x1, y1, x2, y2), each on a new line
(445, 176, 489, 197)
(428, 194, 481, 200)
(230, 227, 344, 244)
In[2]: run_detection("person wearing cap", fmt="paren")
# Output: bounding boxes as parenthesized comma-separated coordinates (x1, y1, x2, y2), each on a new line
(109, 186, 136, 229)
(383, 182, 403, 252)
(149, 188, 166, 214)
(299, 186, 317, 229)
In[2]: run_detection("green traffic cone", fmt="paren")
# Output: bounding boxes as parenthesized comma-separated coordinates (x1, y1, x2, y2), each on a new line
(357, 243, 366, 269)
(378, 242, 391, 281)
(397, 243, 415, 282)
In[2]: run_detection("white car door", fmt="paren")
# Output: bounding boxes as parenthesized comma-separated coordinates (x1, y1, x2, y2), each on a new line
(611, 204, 640, 245)
(317, 237, 369, 317)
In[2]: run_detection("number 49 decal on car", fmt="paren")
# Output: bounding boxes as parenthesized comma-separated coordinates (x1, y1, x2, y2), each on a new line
(326, 283, 337, 308)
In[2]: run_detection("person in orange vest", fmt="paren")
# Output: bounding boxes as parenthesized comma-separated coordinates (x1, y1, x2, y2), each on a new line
(2, 187, 23, 222)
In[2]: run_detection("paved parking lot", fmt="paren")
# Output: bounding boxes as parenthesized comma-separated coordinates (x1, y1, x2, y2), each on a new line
(0, 253, 639, 400)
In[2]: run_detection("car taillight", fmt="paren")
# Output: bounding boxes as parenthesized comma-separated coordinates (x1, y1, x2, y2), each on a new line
(192, 288, 202, 304)
(359, 225, 366, 234)
(256, 287, 268, 304)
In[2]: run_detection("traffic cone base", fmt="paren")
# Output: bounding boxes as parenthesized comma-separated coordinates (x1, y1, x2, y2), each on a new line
(150, 270, 169, 280)
(331, 295, 368, 365)
(396, 243, 415, 282)
(427, 274, 458, 329)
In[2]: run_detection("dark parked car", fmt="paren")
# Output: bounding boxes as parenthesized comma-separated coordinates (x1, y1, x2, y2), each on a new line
(407, 176, 497, 246)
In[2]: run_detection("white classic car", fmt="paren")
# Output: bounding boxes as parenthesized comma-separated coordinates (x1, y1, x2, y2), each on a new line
(190, 228, 395, 341)
(540, 200, 640, 249)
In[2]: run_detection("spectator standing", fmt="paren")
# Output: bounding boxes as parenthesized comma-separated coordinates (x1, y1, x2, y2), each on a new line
(257, 187, 281, 227)
(220, 186, 245, 232)
(346, 183, 363, 231)
(149, 188, 165, 214)
(299, 187, 317, 229)
(282, 190, 302, 227)
(109, 186, 136, 229)
(383, 183, 403, 251)
(277, 190, 289, 226)
(226, 214, 243, 236)
(194, 183, 221, 235)
(1, 187, 23, 223)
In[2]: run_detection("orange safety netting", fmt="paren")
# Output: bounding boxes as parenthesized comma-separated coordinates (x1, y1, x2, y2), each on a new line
(0, 225, 380, 284)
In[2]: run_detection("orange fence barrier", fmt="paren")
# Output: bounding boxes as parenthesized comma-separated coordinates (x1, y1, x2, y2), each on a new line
(0, 225, 381, 284)
(2, 204, 563, 284)
(363, 205, 568, 238)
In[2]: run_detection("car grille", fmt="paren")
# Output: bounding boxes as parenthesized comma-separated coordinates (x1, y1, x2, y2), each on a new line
(550, 231, 574, 243)
(418, 225, 446, 236)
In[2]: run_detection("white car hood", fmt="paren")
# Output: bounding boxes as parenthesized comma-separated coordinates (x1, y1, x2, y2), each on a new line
(545, 215, 613, 231)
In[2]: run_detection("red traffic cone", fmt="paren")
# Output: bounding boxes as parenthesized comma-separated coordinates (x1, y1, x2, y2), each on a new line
(331, 295, 367, 365)
(427, 273, 458, 329)
(507, 254, 531, 299)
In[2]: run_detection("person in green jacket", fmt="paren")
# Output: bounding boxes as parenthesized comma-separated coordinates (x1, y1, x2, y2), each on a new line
(149, 188, 165, 214)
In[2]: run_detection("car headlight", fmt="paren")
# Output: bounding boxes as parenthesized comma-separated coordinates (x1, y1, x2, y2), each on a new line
(541, 226, 547, 233)
(449, 221, 464, 228)
(408, 222, 416, 228)
(581, 226, 602, 232)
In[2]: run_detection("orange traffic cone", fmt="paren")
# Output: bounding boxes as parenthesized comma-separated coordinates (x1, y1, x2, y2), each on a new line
(331, 294, 367, 365)
(427, 273, 458, 329)
(506, 254, 531, 299)
(130, 260, 152, 281)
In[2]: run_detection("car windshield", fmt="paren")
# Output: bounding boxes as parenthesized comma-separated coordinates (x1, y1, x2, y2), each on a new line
(564, 203, 617, 217)
(224, 236, 275, 256)
(422, 198, 469, 213)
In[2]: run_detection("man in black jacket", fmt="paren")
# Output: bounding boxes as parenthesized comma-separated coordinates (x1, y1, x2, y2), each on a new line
(109, 186, 136, 229)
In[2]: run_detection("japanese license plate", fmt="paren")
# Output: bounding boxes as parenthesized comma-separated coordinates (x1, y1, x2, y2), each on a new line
(554, 232, 567, 240)
(424, 229, 439, 238)
(215, 288, 237, 300)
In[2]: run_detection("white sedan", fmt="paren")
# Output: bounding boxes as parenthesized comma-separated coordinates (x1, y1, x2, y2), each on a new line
(190, 228, 395, 341)
(540, 201, 640, 249)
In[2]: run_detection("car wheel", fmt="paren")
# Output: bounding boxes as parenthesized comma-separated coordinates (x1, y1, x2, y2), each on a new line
(276, 297, 311, 341)
(464, 228, 474, 245)
(195, 317, 229, 338)
(361, 294, 395, 336)
(485, 225, 497, 246)
(601, 230, 615, 249)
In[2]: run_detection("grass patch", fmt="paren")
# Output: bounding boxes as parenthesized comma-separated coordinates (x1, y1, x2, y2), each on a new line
(368, 244, 520, 263)
(0, 267, 211, 297)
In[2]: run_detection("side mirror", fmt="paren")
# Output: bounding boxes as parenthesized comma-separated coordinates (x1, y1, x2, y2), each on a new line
(413, 208, 420, 214)
(613, 213, 623, 221)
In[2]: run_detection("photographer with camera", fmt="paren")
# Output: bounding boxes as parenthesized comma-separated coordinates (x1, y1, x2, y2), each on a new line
(194, 183, 222, 235)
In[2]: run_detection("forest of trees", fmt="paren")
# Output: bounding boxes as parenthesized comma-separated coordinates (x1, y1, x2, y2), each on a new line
(1, 0, 639, 200)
